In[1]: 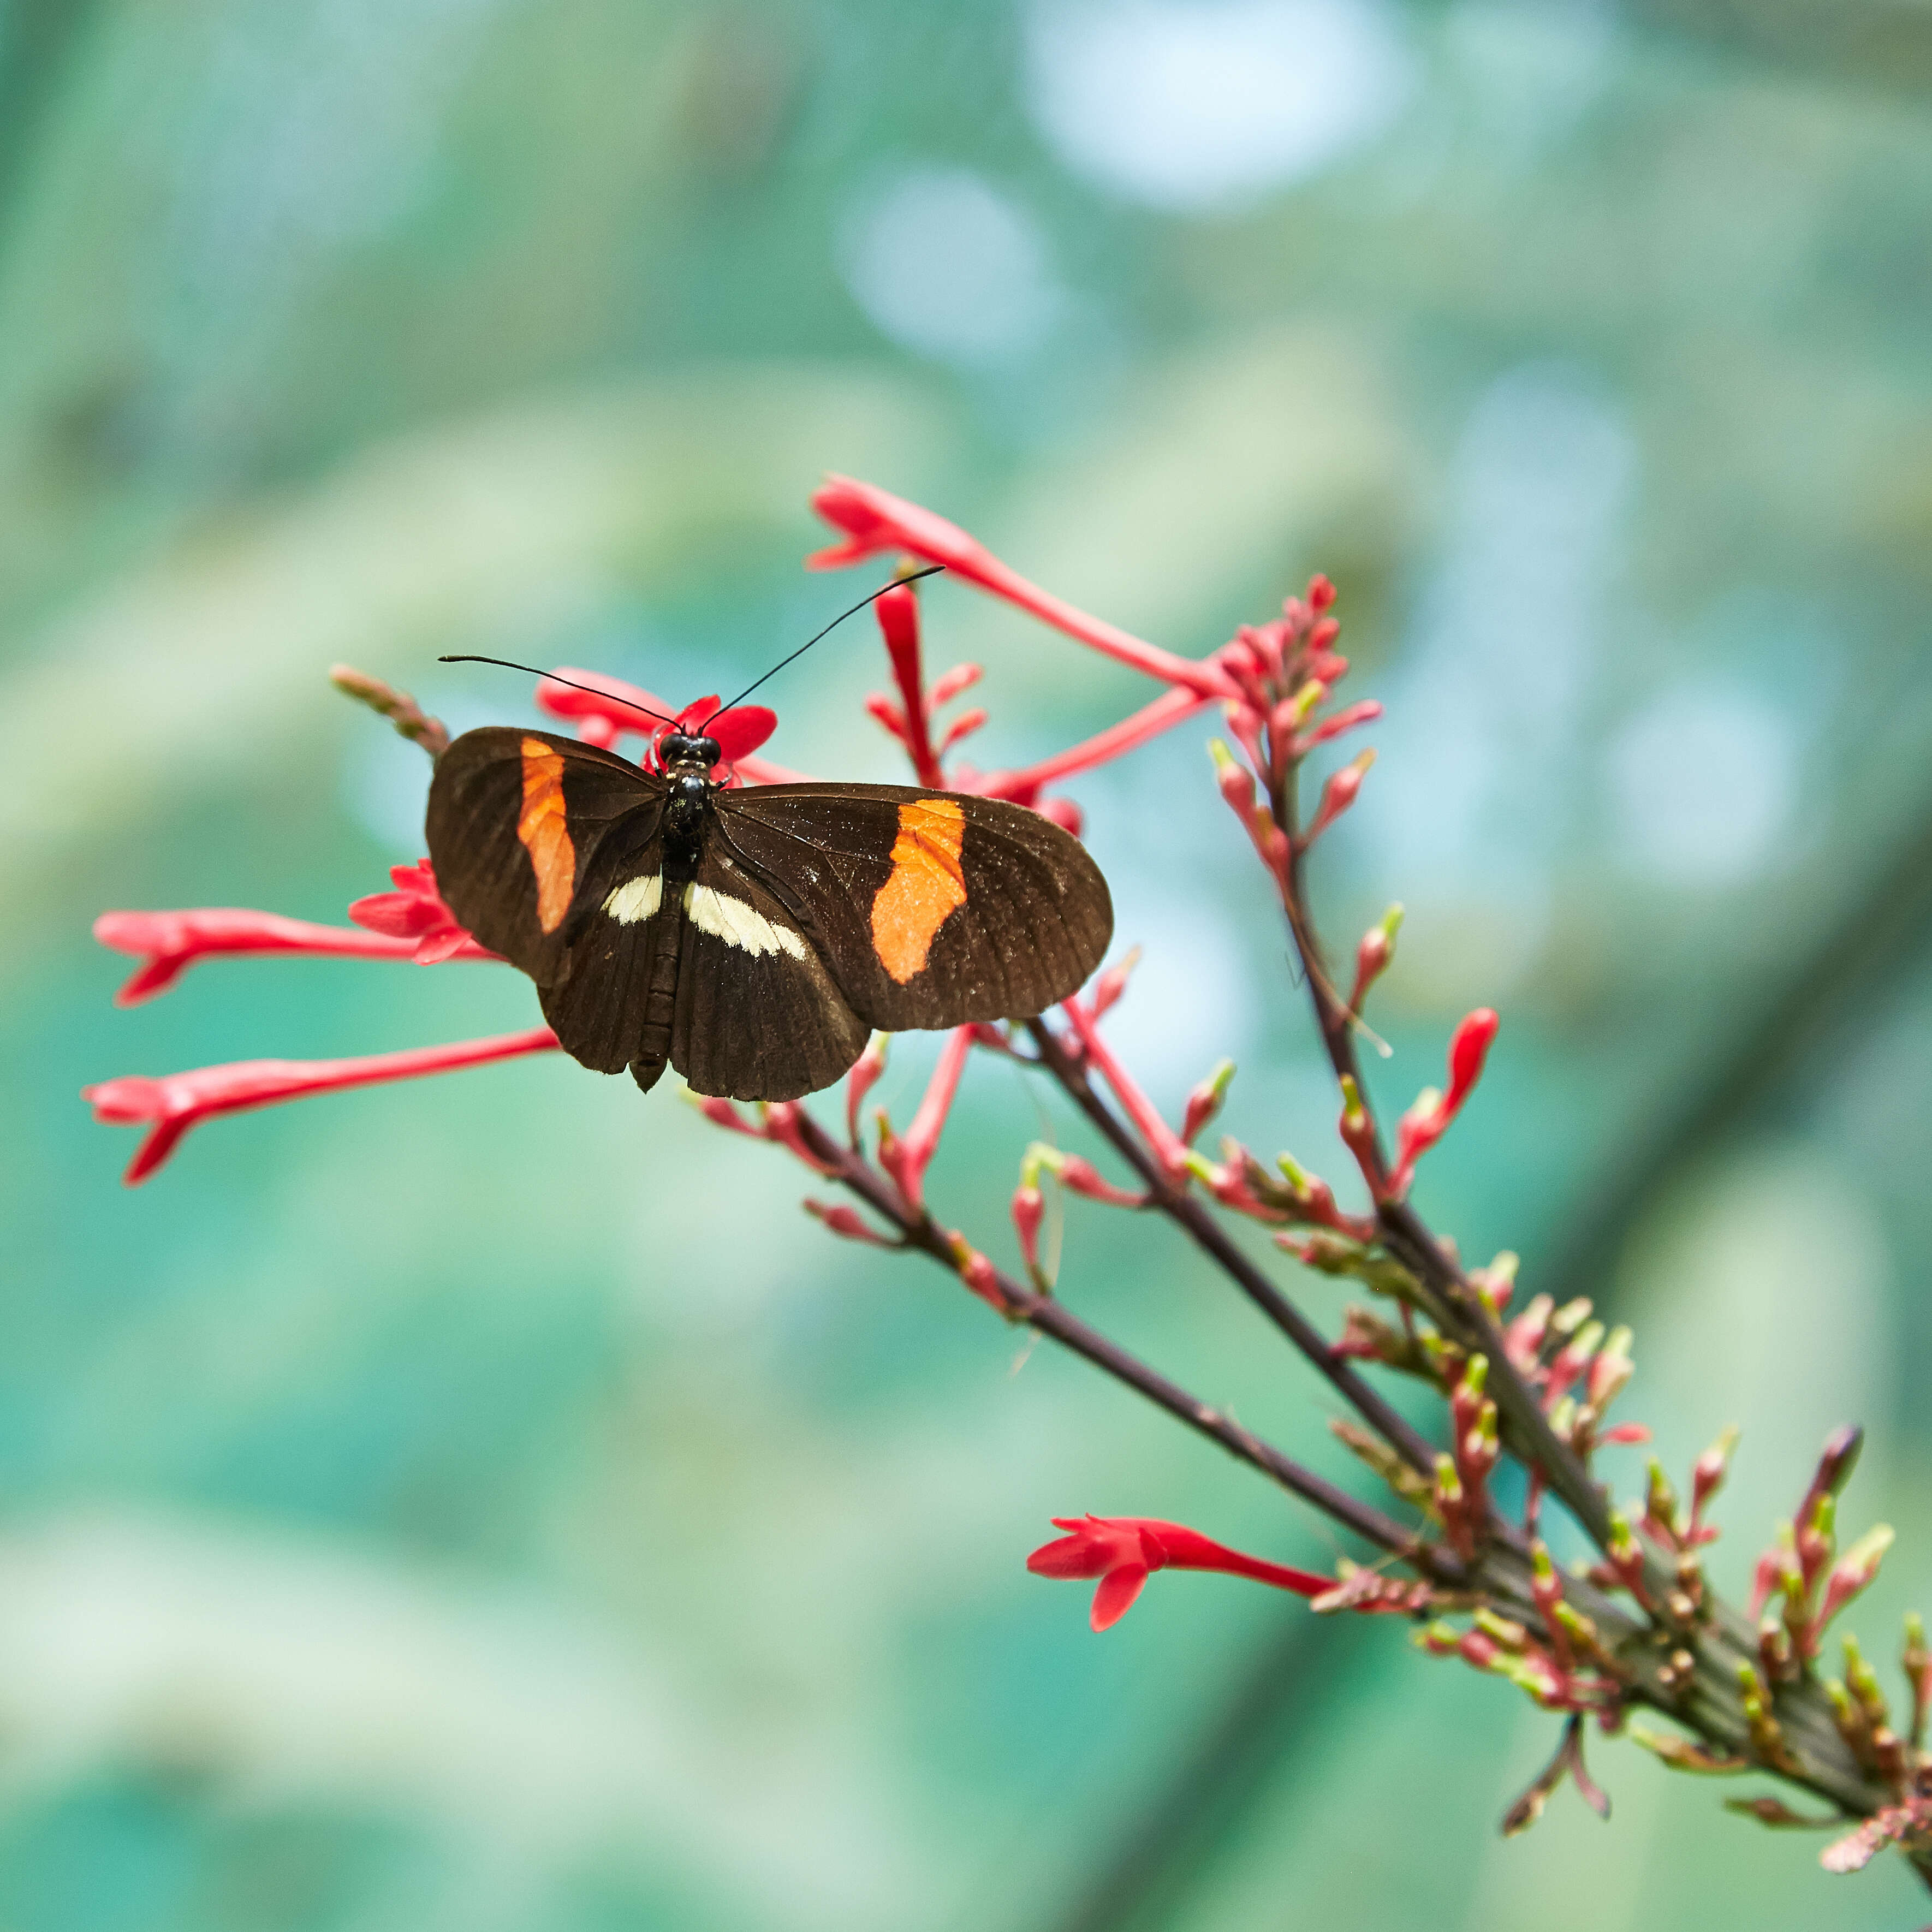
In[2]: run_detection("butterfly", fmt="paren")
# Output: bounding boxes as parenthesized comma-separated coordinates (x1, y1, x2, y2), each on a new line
(424, 711, 1114, 1103)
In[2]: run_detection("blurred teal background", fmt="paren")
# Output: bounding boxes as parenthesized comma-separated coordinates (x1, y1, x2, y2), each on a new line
(7, 0, 1932, 1925)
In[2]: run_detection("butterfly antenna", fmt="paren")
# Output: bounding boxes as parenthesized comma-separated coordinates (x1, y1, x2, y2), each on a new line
(436, 655, 683, 729)
(698, 565, 944, 732)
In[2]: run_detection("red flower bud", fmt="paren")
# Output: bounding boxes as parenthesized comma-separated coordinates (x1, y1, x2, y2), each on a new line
(864, 693, 909, 744)
(1012, 1182, 1046, 1282)
(844, 1035, 889, 1150)
(1089, 947, 1140, 1020)
(804, 1200, 895, 1246)
(1181, 1059, 1235, 1147)
(1305, 750, 1375, 844)
(927, 662, 982, 708)
(1390, 1009, 1499, 1197)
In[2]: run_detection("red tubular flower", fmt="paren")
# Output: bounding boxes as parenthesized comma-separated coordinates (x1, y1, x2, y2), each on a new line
(1027, 1515, 1327, 1631)
(807, 475, 1235, 698)
(1390, 1008, 1500, 1197)
(95, 908, 426, 1004)
(535, 666, 680, 744)
(534, 670, 795, 781)
(96, 865, 497, 1004)
(877, 1025, 974, 1210)
(974, 684, 1221, 806)
(1059, 996, 1189, 1180)
(347, 860, 500, 964)
(874, 582, 946, 788)
(84, 1027, 561, 1184)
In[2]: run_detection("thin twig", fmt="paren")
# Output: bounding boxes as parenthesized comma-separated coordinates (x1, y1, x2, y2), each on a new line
(1023, 1017, 1441, 1481)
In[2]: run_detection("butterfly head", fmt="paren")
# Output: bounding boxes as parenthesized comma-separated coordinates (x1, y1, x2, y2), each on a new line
(658, 731, 722, 774)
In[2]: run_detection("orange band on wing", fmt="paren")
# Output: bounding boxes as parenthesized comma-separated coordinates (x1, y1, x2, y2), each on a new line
(871, 798, 967, 983)
(517, 736, 576, 934)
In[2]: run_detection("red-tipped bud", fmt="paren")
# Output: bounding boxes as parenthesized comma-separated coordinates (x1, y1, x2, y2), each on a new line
(1390, 1009, 1499, 1197)
(1307, 575, 1336, 613)
(1820, 1526, 1895, 1631)
(1305, 750, 1374, 845)
(693, 1094, 759, 1137)
(1348, 903, 1403, 1014)
(1209, 738, 1256, 818)
(864, 693, 909, 744)
(1090, 946, 1142, 1021)
(845, 1033, 889, 1149)
(937, 706, 988, 755)
(1750, 1532, 1798, 1621)
(928, 662, 983, 708)
(1051, 1152, 1146, 1209)
(1182, 1059, 1235, 1147)
(1447, 1008, 1499, 1109)
(758, 1101, 841, 1176)
(949, 1235, 1012, 1315)
(1336, 1075, 1383, 1194)
(1598, 1422, 1652, 1447)
(804, 1199, 895, 1246)
(1295, 700, 1383, 757)
(1012, 1182, 1048, 1286)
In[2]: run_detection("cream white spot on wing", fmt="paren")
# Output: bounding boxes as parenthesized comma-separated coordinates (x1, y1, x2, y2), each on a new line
(603, 873, 663, 923)
(684, 883, 808, 960)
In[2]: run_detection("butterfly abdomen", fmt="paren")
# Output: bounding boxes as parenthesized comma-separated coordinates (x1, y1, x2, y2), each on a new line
(629, 860, 687, 1095)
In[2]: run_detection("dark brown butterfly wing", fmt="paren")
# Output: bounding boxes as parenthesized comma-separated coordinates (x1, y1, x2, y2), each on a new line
(426, 727, 670, 1072)
(709, 782, 1113, 1030)
(667, 844, 871, 1102)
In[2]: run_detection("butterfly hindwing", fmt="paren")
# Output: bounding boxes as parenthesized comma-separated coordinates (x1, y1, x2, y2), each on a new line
(709, 783, 1113, 1030)
(670, 846, 871, 1102)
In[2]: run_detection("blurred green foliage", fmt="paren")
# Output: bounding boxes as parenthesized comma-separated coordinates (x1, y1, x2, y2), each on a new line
(5, 0, 1932, 1927)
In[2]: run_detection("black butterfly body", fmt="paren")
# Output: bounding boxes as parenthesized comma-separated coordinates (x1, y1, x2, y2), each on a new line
(425, 726, 1114, 1101)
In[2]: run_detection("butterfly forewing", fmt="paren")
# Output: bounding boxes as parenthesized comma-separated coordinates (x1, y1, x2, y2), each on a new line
(426, 727, 667, 983)
(711, 784, 1112, 1029)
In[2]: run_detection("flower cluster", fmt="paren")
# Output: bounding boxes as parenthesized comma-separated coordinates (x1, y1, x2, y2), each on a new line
(84, 475, 1932, 1894)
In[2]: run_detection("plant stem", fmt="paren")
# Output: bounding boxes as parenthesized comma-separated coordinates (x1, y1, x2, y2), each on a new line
(784, 1106, 1436, 1569)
